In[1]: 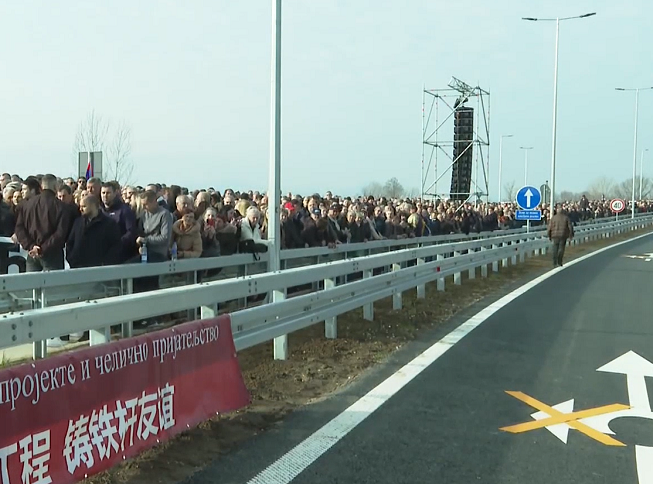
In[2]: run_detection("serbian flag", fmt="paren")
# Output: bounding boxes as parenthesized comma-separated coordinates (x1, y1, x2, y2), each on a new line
(85, 159, 93, 180)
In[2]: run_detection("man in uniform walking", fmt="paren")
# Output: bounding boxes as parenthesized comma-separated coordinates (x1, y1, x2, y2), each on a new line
(547, 205, 574, 267)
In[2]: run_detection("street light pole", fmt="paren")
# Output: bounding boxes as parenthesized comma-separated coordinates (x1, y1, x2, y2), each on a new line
(633, 89, 639, 219)
(269, 0, 285, 359)
(640, 149, 649, 200)
(551, 17, 560, 218)
(498, 134, 513, 202)
(520, 146, 534, 186)
(615, 87, 653, 218)
(523, 12, 596, 220)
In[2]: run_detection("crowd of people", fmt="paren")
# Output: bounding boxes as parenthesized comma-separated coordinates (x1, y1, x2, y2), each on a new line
(0, 173, 649, 275)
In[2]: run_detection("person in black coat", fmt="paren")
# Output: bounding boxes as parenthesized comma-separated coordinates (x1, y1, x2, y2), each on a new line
(66, 195, 121, 268)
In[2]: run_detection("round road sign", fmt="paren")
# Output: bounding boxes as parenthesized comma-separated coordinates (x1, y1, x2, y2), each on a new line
(610, 198, 626, 213)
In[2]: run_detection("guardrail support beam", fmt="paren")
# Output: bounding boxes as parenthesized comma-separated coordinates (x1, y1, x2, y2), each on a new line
(468, 250, 476, 280)
(502, 243, 509, 268)
(32, 289, 46, 360)
(453, 252, 462, 285)
(392, 263, 402, 309)
(90, 327, 111, 346)
(492, 244, 499, 272)
(510, 241, 517, 265)
(481, 247, 488, 277)
(273, 288, 288, 360)
(200, 303, 218, 319)
(363, 269, 374, 320)
(324, 278, 337, 339)
(416, 258, 426, 298)
(437, 254, 445, 291)
(120, 278, 134, 338)
(519, 240, 526, 263)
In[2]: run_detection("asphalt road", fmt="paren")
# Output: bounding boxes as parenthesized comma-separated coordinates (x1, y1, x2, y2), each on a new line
(189, 234, 653, 484)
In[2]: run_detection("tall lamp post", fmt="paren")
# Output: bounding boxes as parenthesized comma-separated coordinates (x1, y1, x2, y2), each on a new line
(641, 148, 649, 200)
(523, 12, 596, 218)
(498, 134, 513, 202)
(520, 146, 534, 185)
(269, 0, 285, 359)
(615, 87, 653, 218)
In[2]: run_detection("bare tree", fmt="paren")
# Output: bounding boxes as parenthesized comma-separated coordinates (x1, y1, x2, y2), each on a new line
(383, 177, 405, 199)
(586, 177, 615, 200)
(403, 187, 421, 199)
(559, 190, 581, 202)
(106, 121, 134, 185)
(361, 182, 385, 198)
(74, 109, 110, 154)
(503, 180, 517, 202)
(72, 110, 135, 185)
(613, 179, 633, 200)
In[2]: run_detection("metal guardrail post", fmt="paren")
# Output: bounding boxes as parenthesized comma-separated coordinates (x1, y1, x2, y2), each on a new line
(363, 269, 374, 320)
(481, 246, 489, 277)
(511, 241, 518, 265)
(492, 244, 499, 272)
(392, 263, 402, 309)
(120, 278, 134, 338)
(200, 302, 218, 319)
(238, 263, 247, 309)
(32, 288, 46, 360)
(187, 270, 198, 321)
(519, 240, 526, 263)
(502, 243, 509, 268)
(416, 258, 426, 299)
(324, 277, 337, 339)
(468, 248, 476, 280)
(272, 287, 288, 360)
(437, 253, 445, 291)
(453, 251, 462, 285)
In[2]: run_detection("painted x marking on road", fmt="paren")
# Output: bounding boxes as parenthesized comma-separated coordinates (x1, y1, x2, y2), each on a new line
(500, 391, 629, 446)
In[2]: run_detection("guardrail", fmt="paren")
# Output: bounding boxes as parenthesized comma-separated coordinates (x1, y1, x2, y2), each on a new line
(0, 226, 553, 321)
(0, 213, 627, 318)
(1, 214, 650, 361)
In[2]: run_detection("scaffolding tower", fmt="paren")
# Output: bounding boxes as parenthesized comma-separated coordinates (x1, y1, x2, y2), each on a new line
(421, 77, 490, 204)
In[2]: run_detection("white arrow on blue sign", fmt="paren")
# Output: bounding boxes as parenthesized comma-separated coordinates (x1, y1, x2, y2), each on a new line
(516, 185, 542, 210)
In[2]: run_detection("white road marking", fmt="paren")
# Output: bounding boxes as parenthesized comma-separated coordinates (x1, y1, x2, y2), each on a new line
(636, 446, 653, 484)
(245, 232, 653, 484)
(531, 399, 575, 444)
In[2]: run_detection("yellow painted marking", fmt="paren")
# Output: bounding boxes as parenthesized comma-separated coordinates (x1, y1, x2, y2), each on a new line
(500, 391, 628, 447)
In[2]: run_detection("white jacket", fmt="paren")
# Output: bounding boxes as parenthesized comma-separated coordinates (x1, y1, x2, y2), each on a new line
(240, 220, 269, 245)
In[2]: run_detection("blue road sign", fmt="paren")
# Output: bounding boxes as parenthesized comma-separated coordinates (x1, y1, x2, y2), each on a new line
(516, 185, 542, 210)
(515, 210, 542, 221)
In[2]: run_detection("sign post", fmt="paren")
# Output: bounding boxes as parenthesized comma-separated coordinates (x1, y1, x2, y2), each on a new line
(516, 185, 542, 233)
(610, 198, 625, 221)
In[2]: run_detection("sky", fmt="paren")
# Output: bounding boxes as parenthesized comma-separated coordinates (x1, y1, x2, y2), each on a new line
(0, 0, 651, 199)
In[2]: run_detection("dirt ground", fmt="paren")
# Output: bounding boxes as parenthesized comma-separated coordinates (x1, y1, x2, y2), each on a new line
(86, 229, 650, 484)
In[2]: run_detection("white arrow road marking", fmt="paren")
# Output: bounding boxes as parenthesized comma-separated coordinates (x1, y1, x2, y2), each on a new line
(579, 351, 653, 484)
(637, 446, 653, 484)
(531, 399, 575, 443)
(598, 351, 653, 412)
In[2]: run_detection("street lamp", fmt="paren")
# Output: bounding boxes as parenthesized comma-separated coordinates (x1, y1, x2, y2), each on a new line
(523, 12, 596, 218)
(498, 134, 513, 202)
(269, 0, 285, 359)
(615, 87, 653, 218)
(641, 149, 649, 200)
(520, 146, 534, 186)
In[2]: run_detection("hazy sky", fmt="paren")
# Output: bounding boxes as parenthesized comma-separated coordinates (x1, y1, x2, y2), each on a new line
(1, 0, 651, 199)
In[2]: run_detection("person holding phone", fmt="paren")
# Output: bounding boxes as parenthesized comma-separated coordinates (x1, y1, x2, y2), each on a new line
(200, 208, 220, 258)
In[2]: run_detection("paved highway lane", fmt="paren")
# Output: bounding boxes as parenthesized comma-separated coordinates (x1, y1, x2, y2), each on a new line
(190, 233, 653, 484)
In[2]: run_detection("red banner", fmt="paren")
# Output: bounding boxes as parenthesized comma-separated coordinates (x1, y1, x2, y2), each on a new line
(0, 315, 250, 484)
